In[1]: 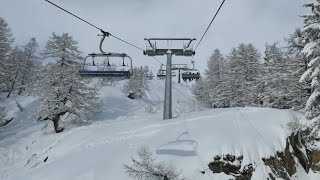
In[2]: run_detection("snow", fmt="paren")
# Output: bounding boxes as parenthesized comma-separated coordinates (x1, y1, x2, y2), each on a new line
(0, 80, 320, 180)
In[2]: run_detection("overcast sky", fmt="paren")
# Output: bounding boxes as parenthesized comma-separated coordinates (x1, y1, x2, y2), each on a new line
(1, 0, 308, 72)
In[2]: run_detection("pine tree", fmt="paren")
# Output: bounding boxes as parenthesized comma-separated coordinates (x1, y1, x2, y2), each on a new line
(205, 49, 225, 107)
(226, 43, 261, 106)
(6, 38, 40, 97)
(262, 43, 306, 108)
(0, 17, 14, 90)
(19, 38, 40, 94)
(38, 33, 99, 133)
(148, 70, 154, 80)
(6, 46, 25, 98)
(300, 1, 320, 119)
(192, 76, 210, 106)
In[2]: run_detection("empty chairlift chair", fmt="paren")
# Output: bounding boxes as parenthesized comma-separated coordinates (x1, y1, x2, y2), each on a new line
(156, 65, 176, 79)
(79, 52, 133, 78)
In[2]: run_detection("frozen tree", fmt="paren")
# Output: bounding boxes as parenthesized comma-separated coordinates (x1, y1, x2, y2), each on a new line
(300, 1, 320, 119)
(148, 70, 154, 80)
(37, 33, 99, 133)
(18, 38, 40, 94)
(124, 146, 182, 180)
(262, 43, 306, 109)
(6, 38, 40, 97)
(226, 44, 261, 106)
(123, 67, 149, 99)
(205, 49, 226, 107)
(0, 17, 14, 90)
(6, 46, 25, 98)
(286, 29, 306, 55)
(192, 44, 261, 108)
(192, 76, 210, 106)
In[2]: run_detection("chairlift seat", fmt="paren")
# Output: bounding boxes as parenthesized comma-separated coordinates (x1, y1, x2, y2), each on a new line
(79, 70, 131, 77)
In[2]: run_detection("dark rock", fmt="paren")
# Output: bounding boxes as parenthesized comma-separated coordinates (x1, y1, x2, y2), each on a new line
(128, 92, 135, 99)
(208, 154, 254, 180)
(263, 131, 312, 180)
(311, 150, 320, 171)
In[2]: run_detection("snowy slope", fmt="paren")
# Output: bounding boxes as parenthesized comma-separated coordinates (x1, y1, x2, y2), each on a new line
(0, 79, 319, 180)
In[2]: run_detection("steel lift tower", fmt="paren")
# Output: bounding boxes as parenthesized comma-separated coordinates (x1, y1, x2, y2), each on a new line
(144, 38, 196, 120)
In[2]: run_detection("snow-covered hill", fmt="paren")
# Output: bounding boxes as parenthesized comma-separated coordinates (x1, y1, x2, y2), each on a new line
(0, 79, 319, 180)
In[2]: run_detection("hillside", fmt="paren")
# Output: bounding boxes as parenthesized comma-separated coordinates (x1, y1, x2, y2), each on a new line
(0, 80, 319, 180)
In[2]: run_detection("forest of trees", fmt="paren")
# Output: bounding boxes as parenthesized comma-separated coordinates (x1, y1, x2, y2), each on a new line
(192, 41, 307, 110)
(191, 1, 320, 142)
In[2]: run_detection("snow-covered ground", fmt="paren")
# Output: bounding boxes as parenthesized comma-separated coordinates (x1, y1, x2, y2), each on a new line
(0, 80, 319, 180)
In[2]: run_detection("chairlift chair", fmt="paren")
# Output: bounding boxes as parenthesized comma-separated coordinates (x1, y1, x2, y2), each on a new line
(156, 65, 177, 79)
(182, 69, 200, 82)
(79, 53, 133, 78)
(79, 30, 133, 78)
(181, 61, 200, 82)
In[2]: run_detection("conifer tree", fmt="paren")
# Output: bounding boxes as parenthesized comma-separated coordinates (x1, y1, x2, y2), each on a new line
(300, 1, 320, 119)
(0, 17, 14, 90)
(38, 33, 99, 133)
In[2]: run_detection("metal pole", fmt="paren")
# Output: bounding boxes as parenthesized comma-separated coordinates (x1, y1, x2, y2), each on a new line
(178, 69, 181, 84)
(163, 50, 172, 119)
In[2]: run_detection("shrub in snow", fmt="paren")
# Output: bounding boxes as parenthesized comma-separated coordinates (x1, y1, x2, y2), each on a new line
(144, 103, 159, 113)
(124, 146, 182, 180)
(208, 154, 254, 179)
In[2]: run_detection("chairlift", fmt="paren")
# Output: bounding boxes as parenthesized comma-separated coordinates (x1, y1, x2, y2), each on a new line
(79, 52, 133, 77)
(181, 61, 200, 82)
(79, 31, 133, 78)
(157, 65, 176, 79)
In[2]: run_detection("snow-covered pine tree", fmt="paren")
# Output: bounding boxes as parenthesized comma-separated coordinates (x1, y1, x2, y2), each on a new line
(148, 70, 154, 80)
(262, 42, 306, 108)
(18, 38, 40, 94)
(123, 67, 149, 99)
(286, 29, 306, 56)
(6, 38, 40, 98)
(0, 17, 14, 91)
(6, 46, 25, 98)
(192, 75, 210, 106)
(38, 33, 99, 133)
(227, 43, 261, 106)
(205, 49, 225, 107)
(226, 47, 245, 106)
(300, 1, 320, 119)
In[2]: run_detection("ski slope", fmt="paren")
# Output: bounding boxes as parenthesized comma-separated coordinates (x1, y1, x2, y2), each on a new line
(0, 80, 319, 180)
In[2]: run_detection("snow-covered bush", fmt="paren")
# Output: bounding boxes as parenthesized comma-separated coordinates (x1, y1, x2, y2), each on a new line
(124, 146, 182, 180)
(144, 103, 159, 113)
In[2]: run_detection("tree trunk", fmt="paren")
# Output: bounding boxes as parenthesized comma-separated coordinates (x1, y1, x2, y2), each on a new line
(7, 67, 20, 98)
(51, 111, 67, 133)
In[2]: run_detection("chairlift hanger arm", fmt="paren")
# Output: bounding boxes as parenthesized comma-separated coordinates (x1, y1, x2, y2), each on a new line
(146, 39, 154, 49)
